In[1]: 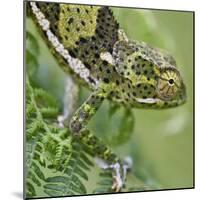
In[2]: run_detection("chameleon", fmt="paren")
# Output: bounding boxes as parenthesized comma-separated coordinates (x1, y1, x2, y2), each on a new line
(26, 0, 186, 191)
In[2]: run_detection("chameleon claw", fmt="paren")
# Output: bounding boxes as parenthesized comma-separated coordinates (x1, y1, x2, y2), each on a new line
(111, 162, 123, 192)
(95, 156, 133, 192)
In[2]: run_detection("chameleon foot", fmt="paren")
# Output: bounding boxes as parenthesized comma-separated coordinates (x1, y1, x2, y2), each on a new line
(95, 156, 133, 192)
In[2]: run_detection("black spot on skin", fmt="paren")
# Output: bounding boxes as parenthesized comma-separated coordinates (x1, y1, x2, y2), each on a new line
(68, 50, 76, 58)
(137, 84, 141, 88)
(99, 33, 104, 39)
(79, 37, 87, 43)
(116, 80, 120, 85)
(144, 85, 148, 90)
(136, 71, 141, 75)
(122, 89, 125, 93)
(147, 77, 150, 81)
(83, 62, 91, 70)
(68, 17, 74, 24)
(150, 70, 155, 74)
(144, 70, 148, 75)
(77, 8, 80, 13)
(76, 27, 80, 32)
(95, 53, 100, 58)
(106, 69, 111, 73)
(103, 78, 110, 83)
(85, 9, 89, 14)
(66, 28, 70, 32)
(143, 96, 147, 99)
(88, 77, 96, 84)
(102, 60, 108, 66)
(91, 36, 96, 41)
(110, 91, 114, 95)
(81, 20, 86, 26)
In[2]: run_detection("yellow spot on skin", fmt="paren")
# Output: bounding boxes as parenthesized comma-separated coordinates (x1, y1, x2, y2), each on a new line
(58, 5, 100, 48)
(84, 104, 95, 115)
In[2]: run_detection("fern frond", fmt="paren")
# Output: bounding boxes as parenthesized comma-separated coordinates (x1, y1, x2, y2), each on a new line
(26, 78, 95, 198)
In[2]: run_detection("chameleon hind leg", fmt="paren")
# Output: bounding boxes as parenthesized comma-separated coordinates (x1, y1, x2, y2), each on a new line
(79, 128, 133, 192)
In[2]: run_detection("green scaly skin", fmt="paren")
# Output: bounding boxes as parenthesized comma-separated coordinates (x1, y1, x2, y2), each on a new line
(26, 1, 187, 191)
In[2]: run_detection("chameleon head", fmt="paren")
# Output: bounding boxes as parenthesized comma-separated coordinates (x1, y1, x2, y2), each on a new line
(113, 40, 186, 108)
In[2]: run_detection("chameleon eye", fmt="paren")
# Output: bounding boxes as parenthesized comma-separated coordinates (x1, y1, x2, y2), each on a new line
(157, 69, 181, 100)
(168, 78, 174, 85)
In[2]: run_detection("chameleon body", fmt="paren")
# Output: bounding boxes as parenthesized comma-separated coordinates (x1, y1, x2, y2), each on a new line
(27, 1, 186, 191)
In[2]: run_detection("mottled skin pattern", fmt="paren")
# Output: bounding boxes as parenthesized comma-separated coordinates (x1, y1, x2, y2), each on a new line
(27, 1, 186, 191)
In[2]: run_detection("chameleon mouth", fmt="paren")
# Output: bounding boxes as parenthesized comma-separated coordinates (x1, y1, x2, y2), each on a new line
(135, 97, 160, 104)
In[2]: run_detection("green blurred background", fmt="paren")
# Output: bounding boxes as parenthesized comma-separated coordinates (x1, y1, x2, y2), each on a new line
(26, 6, 194, 193)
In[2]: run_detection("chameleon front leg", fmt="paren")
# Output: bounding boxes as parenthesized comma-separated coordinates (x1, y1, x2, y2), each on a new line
(69, 87, 109, 134)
